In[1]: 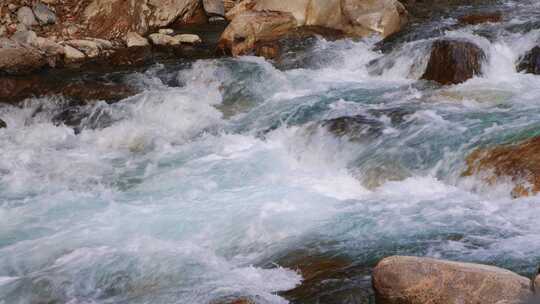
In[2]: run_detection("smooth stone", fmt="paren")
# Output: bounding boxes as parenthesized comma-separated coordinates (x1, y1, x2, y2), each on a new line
(66, 39, 101, 58)
(158, 28, 174, 35)
(373, 256, 532, 304)
(148, 33, 180, 46)
(16, 6, 38, 27)
(33, 2, 57, 25)
(173, 34, 201, 44)
(125, 32, 149, 47)
(63, 45, 86, 63)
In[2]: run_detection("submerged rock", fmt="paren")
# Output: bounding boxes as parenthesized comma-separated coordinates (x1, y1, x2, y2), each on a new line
(421, 39, 485, 85)
(517, 46, 540, 75)
(0, 119, 6, 129)
(463, 136, 540, 198)
(322, 115, 384, 141)
(373, 256, 532, 304)
(458, 12, 502, 25)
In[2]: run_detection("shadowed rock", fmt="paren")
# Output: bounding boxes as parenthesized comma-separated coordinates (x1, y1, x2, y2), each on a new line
(0, 119, 6, 129)
(373, 256, 533, 304)
(421, 39, 485, 85)
(517, 46, 540, 75)
(463, 136, 540, 198)
(322, 115, 384, 141)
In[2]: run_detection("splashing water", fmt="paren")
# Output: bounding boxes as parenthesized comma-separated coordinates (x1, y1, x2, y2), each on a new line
(2, 1, 540, 303)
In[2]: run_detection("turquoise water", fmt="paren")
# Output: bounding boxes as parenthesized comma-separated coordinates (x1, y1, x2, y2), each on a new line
(1, 1, 540, 303)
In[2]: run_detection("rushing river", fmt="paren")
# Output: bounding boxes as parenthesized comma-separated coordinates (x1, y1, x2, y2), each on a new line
(2, 0, 540, 303)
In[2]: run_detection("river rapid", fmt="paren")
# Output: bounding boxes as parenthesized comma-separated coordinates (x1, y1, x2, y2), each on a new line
(1, 0, 540, 303)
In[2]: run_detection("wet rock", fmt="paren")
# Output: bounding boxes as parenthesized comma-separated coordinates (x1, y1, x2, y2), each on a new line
(32, 2, 57, 25)
(63, 45, 86, 63)
(218, 10, 297, 56)
(322, 115, 384, 141)
(203, 0, 225, 17)
(458, 12, 502, 25)
(17, 6, 38, 27)
(255, 43, 280, 60)
(421, 39, 485, 85)
(108, 46, 152, 66)
(0, 119, 6, 129)
(463, 136, 540, 198)
(212, 298, 255, 304)
(373, 256, 533, 304)
(0, 41, 47, 75)
(517, 46, 540, 75)
(125, 32, 149, 47)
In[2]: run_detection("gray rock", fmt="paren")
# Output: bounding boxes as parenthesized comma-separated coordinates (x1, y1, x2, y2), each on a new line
(373, 256, 533, 304)
(33, 2, 57, 25)
(203, 0, 225, 17)
(17, 6, 38, 27)
(11, 30, 38, 45)
(0, 119, 6, 129)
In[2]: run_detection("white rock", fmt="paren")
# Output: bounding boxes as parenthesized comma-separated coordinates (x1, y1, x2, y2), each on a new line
(173, 34, 202, 44)
(8, 4, 18, 11)
(66, 39, 100, 58)
(148, 33, 179, 46)
(17, 6, 38, 27)
(158, 28, 174, 35)
(63, 45, 86, 62)
(125, 32, 149, 47)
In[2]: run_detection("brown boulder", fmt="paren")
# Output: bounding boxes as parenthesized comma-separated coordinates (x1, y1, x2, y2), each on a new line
(218, 10, 297, 56)
(83, 0, 200, 39)
(421, 39, 485, 85)
(517, 46, 540, 75)
(463, 136, 540, 198)
(458, 12, 502, 25)
(373, 256, 532, 304)
(0, 41, 47, 75)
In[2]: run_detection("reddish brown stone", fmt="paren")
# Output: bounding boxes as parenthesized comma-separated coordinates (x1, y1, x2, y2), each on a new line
(458, 12, 502, 25)
(422, 39, 485, 85)
(463, 136, 540, 198)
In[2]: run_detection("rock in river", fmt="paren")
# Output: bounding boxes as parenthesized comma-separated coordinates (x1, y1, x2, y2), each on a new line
(517, 46, 540, 75)
(421, 39, 485, 85)
(373, 256, 533, 304)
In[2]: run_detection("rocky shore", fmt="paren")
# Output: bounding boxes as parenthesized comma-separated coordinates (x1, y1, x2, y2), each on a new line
(2, 1, 540, 304)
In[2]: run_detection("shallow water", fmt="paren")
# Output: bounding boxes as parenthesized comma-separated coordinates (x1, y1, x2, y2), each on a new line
(2, 0, 540, 303)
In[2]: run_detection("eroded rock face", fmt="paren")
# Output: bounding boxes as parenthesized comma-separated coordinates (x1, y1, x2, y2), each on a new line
(83, 0, 200, 39)
(373, 256, 533, 304)
(463, 136, 540, 198)
(218, 10, 297, 56)
(421, 39, 485, 85)
(517, 46, 540, 75)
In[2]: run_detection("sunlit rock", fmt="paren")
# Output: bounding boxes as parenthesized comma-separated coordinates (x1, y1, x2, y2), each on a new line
(373, 256, 532, 304)
(463, 136, 540, 198)
(218, 10, 297, 56)
(125, 32, 149, 47)
(421, 39, 485, 85)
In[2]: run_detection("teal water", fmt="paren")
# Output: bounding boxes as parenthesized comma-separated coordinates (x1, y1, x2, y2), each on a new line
(1, 1, 540, 303)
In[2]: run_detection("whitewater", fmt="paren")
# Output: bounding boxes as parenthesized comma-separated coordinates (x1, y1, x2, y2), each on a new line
(1, 0, 540, 303)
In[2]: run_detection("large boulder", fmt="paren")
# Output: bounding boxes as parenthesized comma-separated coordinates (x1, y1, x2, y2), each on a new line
(241, 0, 408, 37)
(218, 10, 297, 56)
(83, 0, 200, 39)
(373, 256, 532, 304)
(517, 46, 540, 75)
(0, 40, 47, 75)
(463, 136, 540, 198)
(421, 39, 485, 85)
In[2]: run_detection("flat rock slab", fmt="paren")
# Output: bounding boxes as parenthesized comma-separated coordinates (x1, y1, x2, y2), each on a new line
(373, 256, 532, 304)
